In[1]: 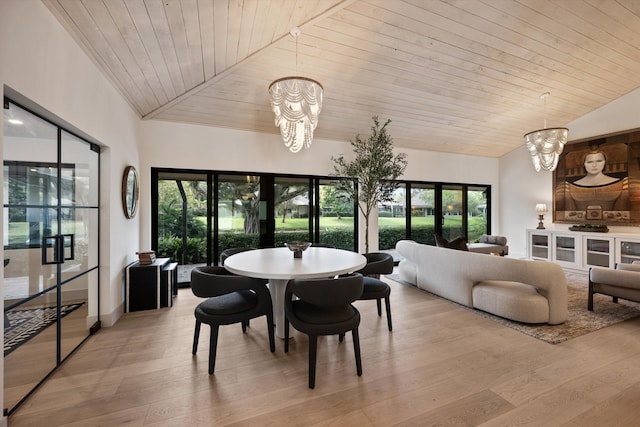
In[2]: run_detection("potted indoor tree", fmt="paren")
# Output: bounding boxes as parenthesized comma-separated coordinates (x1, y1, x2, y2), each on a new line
(332, 116, 408, 253)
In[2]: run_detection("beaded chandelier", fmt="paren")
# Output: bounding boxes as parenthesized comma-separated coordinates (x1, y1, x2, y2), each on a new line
(524, 92, 568, 172)
(268, 27, 323, 153)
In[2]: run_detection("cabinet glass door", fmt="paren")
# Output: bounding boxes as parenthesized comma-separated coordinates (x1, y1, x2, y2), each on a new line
(530, 233, 549, 259)
(555, 235, 576, 263)
(585, 237, 612, 268)
(619, 239, 640, 265)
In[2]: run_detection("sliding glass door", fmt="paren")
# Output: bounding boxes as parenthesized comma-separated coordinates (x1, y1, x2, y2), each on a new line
(217, 174, 261, 255)
(155, 172, 208, 284)
(378, 181, 490, 249)
(152, 170, 359, 268)
(410, 183, 436, 245)
(274, 177, 311, 247)
(442, 185, 464, 240)
(3, 100, 100, 415)
(317, 179, 356, 250)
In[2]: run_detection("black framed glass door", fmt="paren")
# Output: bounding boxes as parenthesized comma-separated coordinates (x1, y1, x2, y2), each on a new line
(3, 99, 100, 415)
(152, 169, 359, 272)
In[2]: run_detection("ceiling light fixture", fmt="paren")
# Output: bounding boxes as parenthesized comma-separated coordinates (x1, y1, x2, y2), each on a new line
(524, 92, 568, 172)
(268, 27, 323, 153)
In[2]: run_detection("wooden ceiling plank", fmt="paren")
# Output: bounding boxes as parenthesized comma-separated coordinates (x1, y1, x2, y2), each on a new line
(161, 0, 201, 89)
(248, 0, 273, 53)
(545, 0, 640, 64)
(213, 0, 229, 73)
(568, 0, 640, 59)
(260, 0, 282, 46)
(236, 0, 259, 61)
(271, 0, 299, 42)
(371, 0, 639, 92)
(322, 6, 616, 111)
(225, 0, 243, 66)
(58, 0, 152, 113)
(144, 0, 188, 95)
(179, 0, 206, 86)
(253, 42, 597, 118)
(307, 19, 612, 111)
(450, 0, 640, 89)
(43, 0, 144, 116)
(80, 0, 160, 112)
(485, 0, 640, 78)
(197, 0, 216, 80)
(104, 0, 171, 106)
(125, 0, 179, 101)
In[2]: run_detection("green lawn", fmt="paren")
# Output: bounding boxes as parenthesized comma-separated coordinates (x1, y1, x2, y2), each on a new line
(239, 215, 484, 233)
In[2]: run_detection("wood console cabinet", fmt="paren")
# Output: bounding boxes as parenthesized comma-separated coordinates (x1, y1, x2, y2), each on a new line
(527, 229, 640, 271)
(125, 258, 178, 312)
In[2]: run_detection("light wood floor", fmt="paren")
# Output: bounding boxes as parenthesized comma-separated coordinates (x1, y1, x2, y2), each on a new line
(7, 274, 640, 426)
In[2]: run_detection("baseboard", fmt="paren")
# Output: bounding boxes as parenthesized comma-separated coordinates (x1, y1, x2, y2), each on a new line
(100, 301, 124, 327)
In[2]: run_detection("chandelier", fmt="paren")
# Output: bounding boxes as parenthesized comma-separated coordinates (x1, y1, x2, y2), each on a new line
(269, 27, 323, 153)
(524, 92, 568, 172)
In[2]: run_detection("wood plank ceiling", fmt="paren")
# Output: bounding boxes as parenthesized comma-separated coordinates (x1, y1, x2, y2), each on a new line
(43, 0, 640, 157)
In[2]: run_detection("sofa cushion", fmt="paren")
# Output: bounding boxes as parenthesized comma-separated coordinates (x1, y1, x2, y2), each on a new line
(479, 234, 508, 246)
(434, 234, 468, 251)
(472, 280, 549, 324)
(617, 263, 640, 273)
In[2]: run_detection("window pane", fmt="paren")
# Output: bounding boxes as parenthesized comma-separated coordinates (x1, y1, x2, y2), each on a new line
(218, 174, 260, 253)
(467, 186, 488, 242)
(318, 179, 355, 250)
(442, 185, 463, 240)
(410, 184, 436, 245)
(157, 172, 208, 283)
(378, 186, 407, 250)
(274, 177, 310, 246)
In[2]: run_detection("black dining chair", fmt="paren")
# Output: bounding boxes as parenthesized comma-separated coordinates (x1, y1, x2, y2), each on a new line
(191, 266, 275, 374)
(356, 252, 394, 331)
(219, 247, 253, 266)
(284, 273, 364, 388)
(310, 243, 336, 248)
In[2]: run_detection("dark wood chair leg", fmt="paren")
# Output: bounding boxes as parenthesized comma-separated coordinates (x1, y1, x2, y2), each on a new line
(266, 313, 275, 353)
(339, 333, 345, 342)
(284, 317, 290, 353)
(352, 328, 362, 376)
(208, 325, 220, 374)
(192, 320, 201, 354)
(376, 298, 382, 316)
(309, 335, 318, 389)
(588, 280, 594, 311)
(385, 296, 392, 331)
(613, 296, 619, 303)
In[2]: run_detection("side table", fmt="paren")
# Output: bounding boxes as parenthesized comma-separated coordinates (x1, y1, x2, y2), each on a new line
(125, 258, 177, 312)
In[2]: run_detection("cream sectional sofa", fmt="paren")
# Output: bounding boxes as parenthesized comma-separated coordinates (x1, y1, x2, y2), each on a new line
(396, 240, 568, 324)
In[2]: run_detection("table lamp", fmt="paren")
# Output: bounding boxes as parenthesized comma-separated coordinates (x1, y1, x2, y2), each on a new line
(536, 203, 548, 229)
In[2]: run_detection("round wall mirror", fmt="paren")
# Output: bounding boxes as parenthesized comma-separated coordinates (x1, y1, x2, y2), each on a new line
(122, 166, 139, 218)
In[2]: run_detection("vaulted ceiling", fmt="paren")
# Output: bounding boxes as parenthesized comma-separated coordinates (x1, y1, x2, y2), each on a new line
(43, 0, 640, 157)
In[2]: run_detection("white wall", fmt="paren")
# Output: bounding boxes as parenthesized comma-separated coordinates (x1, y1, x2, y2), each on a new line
(1, 0, 141, 335)
(139, 120, 500, 251)
(500, 86, 640, 258)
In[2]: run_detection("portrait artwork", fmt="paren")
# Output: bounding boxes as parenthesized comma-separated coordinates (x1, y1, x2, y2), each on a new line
(553, 130, 640, 226)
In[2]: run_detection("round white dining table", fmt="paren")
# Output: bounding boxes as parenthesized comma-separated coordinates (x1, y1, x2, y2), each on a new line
(224, 247, 367, 338)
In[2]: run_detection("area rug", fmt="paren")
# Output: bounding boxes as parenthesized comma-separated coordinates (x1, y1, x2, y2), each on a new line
(386, 272, 640, 344)
(3, 303, 85, 356)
